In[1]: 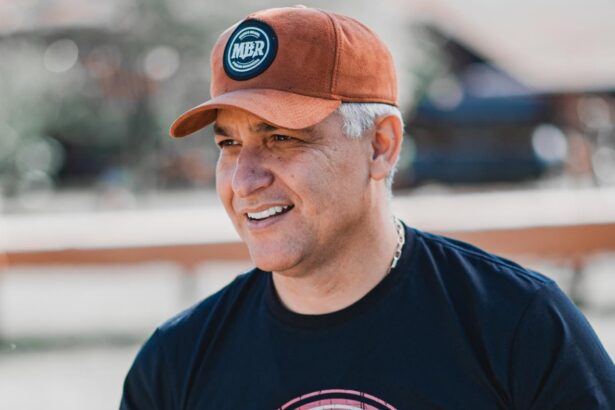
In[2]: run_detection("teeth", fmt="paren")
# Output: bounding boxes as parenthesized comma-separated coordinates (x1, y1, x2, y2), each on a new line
(247, 205, 290, 220)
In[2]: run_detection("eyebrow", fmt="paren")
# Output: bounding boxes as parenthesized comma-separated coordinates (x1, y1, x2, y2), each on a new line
(213, 122, 281, 136)
(213, 121, 314, 136)
(253, 123, 278, 133)
(213, 124, 229, 137)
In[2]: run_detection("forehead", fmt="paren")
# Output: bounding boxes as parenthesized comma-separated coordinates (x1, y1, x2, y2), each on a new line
(213, 108, 343, 137)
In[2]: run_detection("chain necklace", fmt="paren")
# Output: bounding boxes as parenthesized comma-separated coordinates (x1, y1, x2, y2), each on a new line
(387, 217, 405, 274)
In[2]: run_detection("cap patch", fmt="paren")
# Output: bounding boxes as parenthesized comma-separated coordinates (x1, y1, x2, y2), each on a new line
(224, 20, 277, 81)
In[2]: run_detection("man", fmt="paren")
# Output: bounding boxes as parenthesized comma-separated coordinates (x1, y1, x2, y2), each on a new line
(121, 6, 615, 409)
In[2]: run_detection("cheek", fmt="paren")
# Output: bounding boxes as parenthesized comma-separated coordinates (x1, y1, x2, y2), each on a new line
(279, 153, 348, 207)
(215, 160, 234, 208)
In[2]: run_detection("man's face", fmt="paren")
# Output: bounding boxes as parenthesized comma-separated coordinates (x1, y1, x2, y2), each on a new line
(214, 108, 373, 275)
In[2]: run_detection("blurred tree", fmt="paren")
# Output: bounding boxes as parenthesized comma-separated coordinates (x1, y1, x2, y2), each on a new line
(0, 0, 227, 198)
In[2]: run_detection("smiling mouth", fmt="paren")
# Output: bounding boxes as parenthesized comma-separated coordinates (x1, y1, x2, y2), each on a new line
(246, 205, 294, 222)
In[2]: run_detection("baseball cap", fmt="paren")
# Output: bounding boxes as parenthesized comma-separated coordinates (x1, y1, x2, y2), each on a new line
(169, 6, 397, 138)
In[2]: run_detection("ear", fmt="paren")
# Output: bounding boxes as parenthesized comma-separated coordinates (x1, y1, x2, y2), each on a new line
(369, 115, 403, 182)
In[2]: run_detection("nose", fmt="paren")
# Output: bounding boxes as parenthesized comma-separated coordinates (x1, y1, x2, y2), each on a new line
(231, 146, 274, 198)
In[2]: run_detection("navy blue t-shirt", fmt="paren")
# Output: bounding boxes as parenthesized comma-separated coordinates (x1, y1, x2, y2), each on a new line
(121, 225, 615, 409)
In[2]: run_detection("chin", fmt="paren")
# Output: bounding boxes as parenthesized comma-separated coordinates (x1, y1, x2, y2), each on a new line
(252, 255, 296, 273)
(248, 246, 300, 273)
(241, 230, 303, 272)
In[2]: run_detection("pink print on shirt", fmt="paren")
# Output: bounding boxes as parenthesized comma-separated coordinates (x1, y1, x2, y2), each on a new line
(279, 389, 397, 410)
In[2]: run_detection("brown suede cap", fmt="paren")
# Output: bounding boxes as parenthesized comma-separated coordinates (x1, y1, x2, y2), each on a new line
(170, 6, 398, 138)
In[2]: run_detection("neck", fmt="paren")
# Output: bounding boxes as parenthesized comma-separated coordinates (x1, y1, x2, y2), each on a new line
(271, 206, 399, 315)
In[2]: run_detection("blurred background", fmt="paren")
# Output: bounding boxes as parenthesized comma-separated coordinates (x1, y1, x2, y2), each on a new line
(1, 0, 615, 408)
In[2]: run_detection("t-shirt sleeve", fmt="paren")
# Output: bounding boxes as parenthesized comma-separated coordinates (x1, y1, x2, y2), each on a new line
(120, 329, 174, 410)
(509, 282, 615, 409)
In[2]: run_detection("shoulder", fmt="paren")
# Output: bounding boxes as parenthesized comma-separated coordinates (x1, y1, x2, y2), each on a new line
(156, 268, 262, 342)
(128, 269, 262, 376)
(405, 227, 615, 405)
(410, 227, 554, 296)
(404, 226, 556, 355)
(121, 268, 263, 408)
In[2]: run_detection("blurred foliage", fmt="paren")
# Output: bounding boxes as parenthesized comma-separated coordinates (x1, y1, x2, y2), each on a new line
(0, 0, 229, 199)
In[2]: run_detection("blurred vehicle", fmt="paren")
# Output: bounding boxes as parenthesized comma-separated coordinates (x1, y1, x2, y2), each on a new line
(409, 92, 566, 184)
(401, 27, 568, 187)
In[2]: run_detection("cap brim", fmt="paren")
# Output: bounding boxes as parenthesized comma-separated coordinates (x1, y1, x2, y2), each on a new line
(169, 89, 341, 138)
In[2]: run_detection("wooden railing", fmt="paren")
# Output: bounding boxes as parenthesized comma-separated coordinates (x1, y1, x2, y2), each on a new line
(2, 188, 615, 303)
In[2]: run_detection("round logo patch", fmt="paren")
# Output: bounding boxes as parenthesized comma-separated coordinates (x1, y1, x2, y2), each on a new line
(223, 19, 277, 81)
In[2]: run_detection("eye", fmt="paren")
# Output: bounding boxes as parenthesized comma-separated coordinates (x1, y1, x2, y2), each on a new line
(271, 134, 293, 142)
(216, 139, 240, 149)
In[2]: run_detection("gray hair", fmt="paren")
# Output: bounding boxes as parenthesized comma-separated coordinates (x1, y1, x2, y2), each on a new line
(336, 103, 404, 193)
